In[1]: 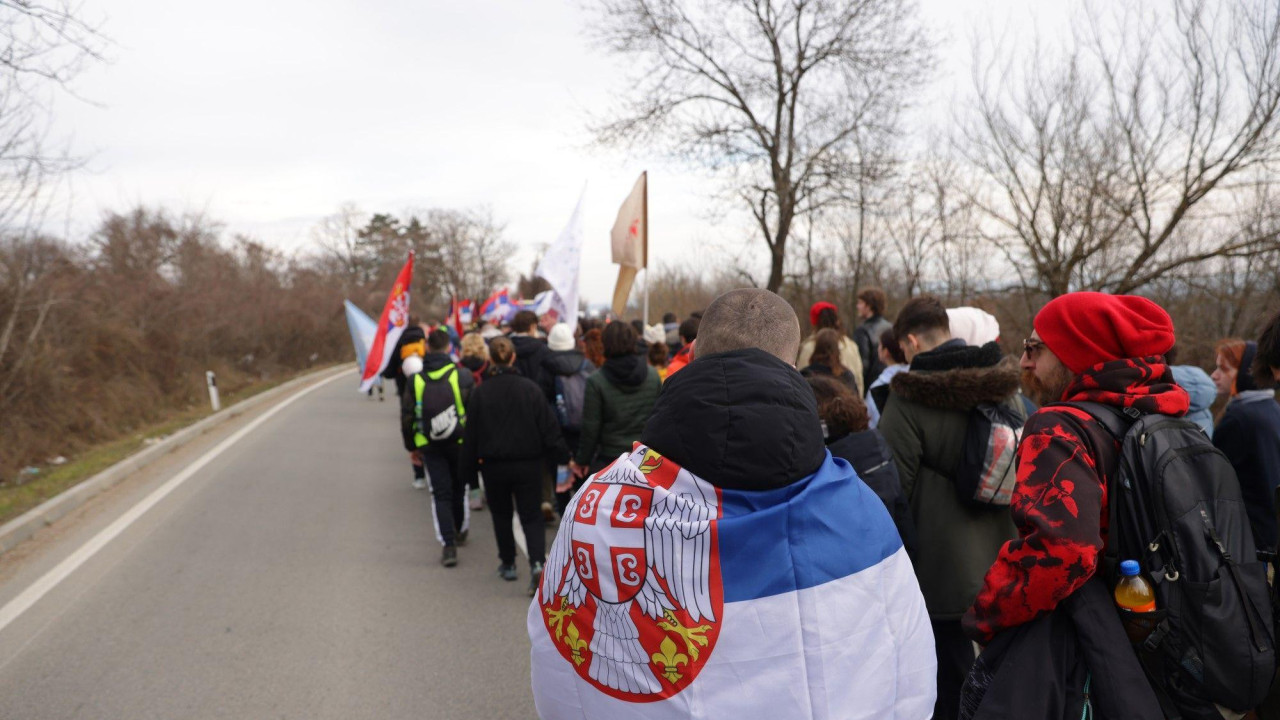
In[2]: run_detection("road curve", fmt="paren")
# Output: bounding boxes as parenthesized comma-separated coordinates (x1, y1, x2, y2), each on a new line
(0, 372, 538, 719)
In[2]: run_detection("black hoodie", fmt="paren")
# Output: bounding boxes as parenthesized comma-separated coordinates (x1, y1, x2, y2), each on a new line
(511, 334, 552, 397)
(642, 348, 826, 491)
(600, 353, 649, 388)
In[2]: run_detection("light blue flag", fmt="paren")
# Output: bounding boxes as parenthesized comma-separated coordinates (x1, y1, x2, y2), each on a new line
(344, 300, 379, 385)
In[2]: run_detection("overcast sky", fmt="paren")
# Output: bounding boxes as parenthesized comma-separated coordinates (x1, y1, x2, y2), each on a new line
(49, 0, 1064, 309)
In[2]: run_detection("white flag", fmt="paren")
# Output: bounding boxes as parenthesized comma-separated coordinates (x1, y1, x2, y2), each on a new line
(536, 188, 586, 323)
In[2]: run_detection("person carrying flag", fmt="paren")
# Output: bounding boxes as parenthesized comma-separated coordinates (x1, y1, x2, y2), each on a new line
(402, 329, 475, 567)
(529, 288, 935, 719)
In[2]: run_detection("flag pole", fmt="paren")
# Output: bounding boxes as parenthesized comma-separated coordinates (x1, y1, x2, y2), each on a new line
(642, 171, 649, 325)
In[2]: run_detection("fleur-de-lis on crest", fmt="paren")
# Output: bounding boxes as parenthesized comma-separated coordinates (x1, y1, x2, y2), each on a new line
(651, 636, 689, 684)
(658, 609, 713, 661)
(565, 622, 588, 666)
(544, 597, 575, 641)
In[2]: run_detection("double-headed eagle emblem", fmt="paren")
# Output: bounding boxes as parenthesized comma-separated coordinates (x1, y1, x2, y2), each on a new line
(539, 447, 720, 697)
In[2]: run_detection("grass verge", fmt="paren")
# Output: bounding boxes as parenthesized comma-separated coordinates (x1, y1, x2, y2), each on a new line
(0, 366, 340, 527)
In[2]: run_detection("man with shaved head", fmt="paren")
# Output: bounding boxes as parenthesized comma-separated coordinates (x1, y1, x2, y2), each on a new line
(528, 288, 936, 718)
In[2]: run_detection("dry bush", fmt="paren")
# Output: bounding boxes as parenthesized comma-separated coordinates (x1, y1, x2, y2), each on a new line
(0, 207, 351, 483)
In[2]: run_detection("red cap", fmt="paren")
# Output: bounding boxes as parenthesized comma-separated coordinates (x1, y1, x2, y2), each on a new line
(809, 301, 838, 328)
(1034, 292, 1175, 374)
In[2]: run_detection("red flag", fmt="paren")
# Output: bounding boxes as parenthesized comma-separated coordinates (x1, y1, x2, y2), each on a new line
(359, 252, 414, 392)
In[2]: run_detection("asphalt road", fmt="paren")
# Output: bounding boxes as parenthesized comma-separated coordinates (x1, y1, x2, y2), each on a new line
(0, 371, 540, 719)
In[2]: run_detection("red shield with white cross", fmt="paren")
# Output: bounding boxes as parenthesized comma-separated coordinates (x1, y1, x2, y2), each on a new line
(538, 448, 724, 703)
(571, 483, 652, 603)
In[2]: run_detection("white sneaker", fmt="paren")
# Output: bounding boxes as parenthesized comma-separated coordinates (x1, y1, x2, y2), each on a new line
(412, 478, 426, 490)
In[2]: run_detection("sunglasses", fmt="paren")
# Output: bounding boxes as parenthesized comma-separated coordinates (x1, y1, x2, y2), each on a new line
(1023, 338, 1046, 359)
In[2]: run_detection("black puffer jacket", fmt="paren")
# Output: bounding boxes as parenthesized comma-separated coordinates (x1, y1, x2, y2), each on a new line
(459, 366, 570, 490)
(642, 348, 826, 491)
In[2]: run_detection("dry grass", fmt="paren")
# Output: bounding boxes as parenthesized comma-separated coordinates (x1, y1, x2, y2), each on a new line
(0, 368, 328, 526)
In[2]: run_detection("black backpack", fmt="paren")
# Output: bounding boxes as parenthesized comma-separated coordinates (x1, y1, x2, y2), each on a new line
(554, 360, 590, 433)
(1067, 401, 1276, 716)
(950, 402, 1025, 509)
(414, 367, 465, 444)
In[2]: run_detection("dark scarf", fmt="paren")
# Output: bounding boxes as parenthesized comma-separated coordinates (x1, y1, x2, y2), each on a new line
(1060, 356, 1190, 417)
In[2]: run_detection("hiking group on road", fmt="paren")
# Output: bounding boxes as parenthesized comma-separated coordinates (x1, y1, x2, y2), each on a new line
(379, 286, 1280, 720)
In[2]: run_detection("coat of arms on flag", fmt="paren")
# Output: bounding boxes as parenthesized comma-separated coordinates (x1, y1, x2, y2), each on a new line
(538, 446, 723, 701)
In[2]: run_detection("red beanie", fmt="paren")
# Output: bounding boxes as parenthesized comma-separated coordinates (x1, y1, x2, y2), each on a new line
(809, 301, 837, 328)
(1034, 292, 1175, 374)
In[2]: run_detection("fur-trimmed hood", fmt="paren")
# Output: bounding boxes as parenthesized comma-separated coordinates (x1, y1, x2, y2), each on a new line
(890, 340, 1021, 411)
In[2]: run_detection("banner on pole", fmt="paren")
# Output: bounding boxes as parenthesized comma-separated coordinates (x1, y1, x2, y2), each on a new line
(611, 172, 647, 269)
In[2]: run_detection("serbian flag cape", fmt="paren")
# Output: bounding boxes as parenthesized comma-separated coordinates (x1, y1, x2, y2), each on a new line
(529, 446, 936, 719)
(358, 252, 413, 392)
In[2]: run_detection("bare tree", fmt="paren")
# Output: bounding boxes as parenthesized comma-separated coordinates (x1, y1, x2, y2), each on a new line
(589, 0, 933, 292)
(311, 203, 369, 288)
(423, 207, 513, 305)
(961, 0, 1280, 297)
(0, 2, 108, 233)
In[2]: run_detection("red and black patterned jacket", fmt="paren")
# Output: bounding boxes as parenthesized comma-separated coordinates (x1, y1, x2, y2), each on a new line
(962, 356, 1190, 643)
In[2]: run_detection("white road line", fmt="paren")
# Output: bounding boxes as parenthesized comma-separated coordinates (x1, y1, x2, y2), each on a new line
(0, 370, 352, 635)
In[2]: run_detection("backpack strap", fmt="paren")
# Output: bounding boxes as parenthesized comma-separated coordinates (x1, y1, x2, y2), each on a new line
(1058, 401, 1141, 443)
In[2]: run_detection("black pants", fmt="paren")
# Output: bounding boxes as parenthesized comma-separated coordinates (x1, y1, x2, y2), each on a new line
(484, 459, 545, 566)
(934, 618, 977, 720)
(422, 443, 467, 547)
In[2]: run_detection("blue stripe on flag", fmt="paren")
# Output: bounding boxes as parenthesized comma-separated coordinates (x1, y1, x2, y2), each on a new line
(717, 452, 903, 603)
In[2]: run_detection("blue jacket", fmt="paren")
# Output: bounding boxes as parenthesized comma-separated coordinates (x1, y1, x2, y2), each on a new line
(1171, 365, 1216, 438)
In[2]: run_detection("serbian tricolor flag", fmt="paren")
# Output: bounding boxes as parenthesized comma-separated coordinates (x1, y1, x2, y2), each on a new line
(358, 252, 413, 393)
(529, 445, 936, 719)
(479, 288, 513, 323)
(448, 297, 473, 338)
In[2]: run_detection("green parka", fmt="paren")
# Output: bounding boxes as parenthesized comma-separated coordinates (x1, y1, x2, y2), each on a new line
(877, 340, 1025, 620)
(574, 354, 661, 469)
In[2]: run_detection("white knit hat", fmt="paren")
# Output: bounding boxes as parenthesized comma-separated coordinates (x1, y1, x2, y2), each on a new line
(548, 323, 576, 352)
(643, 324, 667, 345)
(947, 307, 1000, 347)
(401, 354, 424, 376)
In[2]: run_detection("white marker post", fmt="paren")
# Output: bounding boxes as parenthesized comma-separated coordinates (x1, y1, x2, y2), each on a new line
(206, 371, 221, 412)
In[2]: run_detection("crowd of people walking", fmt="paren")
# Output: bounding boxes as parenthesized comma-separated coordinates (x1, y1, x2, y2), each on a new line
(381, 283, 1280, 719)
